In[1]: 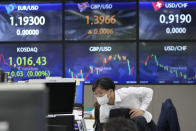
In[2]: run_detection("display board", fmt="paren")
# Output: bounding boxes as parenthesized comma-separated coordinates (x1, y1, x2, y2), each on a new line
(139, 0, 196, 40)
(140, 42, 196, 84)
(65, 0, 136, 40)
(0, 0, 196, 84)
(0, 43, 62, 81)
(65, 42, 136, 84)
(0, 2, 62, 41)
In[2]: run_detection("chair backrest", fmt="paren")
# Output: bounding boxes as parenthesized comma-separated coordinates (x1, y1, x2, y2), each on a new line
(109, 108, 131, 118)
(157, 98, 180, 131)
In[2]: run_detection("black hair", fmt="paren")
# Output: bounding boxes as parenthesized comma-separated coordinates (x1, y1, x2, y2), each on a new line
(92, 77, 115, 92)
(103, 117, 138, 131)
(93, 102, 100, 129)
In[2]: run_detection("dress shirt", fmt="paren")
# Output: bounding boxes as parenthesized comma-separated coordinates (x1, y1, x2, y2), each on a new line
(99, 87, 153, 123)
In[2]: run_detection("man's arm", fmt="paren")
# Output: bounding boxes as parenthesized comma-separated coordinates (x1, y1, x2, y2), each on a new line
(138, 87, 153, 111)
(126, 87, 153, 119)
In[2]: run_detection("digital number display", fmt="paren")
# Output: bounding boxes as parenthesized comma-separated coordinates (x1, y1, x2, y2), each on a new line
(85, 15, 117, 25)
(65, 43, 136, 84)
(139, 1, 196, 40)
(65, 0, 136, 40)
(140, 42, 196, 84)
(0, 44, 62, 81)
(0, 2, 62, 41)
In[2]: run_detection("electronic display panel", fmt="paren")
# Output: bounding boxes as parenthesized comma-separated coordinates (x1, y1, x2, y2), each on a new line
(0, 43, 62, 81)
(140, 42, 196, 84)
(65, 0, 136, 40)
(65, 42, 136, 84)
(139, 0, 196, 40)
(75, 80, 84, 104)
(0, 2, 62, 41)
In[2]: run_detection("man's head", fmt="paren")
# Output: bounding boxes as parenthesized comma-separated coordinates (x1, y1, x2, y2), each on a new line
(103, 117, 138, 131)
(92, 77, 115, 105)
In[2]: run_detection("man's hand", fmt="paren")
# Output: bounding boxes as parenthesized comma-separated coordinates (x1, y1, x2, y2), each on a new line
(129, 108, 145, 119)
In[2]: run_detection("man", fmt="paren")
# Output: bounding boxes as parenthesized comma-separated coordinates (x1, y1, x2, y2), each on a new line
(92, 77, 155, 131)
(103, 117, 138, 131)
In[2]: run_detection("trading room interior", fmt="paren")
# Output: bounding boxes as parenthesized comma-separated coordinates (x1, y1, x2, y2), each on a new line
(0, 0, 195, 131)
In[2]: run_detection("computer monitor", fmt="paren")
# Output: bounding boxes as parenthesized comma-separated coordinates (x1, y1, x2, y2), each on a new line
(0, 83, 47, 131)
(73, 79, 84, 126)
(46, 82, 76, 114)
(75, 79, 84, 105)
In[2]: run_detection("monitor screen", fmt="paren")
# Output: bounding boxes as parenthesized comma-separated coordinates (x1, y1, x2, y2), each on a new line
(139, 0, 196, 40)
(0, 2, 62, 41)
(139, 42, 196, 84)
(75, 80, 84, 104)
(0, 83, 47, 131)
(0, 43, 62, 81)
(46, 82, 76, 114)
(65, 0, 136, 40)
(65, 42, 136, 84)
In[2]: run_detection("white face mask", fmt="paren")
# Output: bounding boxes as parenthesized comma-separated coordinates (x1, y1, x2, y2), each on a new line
(96, 94, 109, 105)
